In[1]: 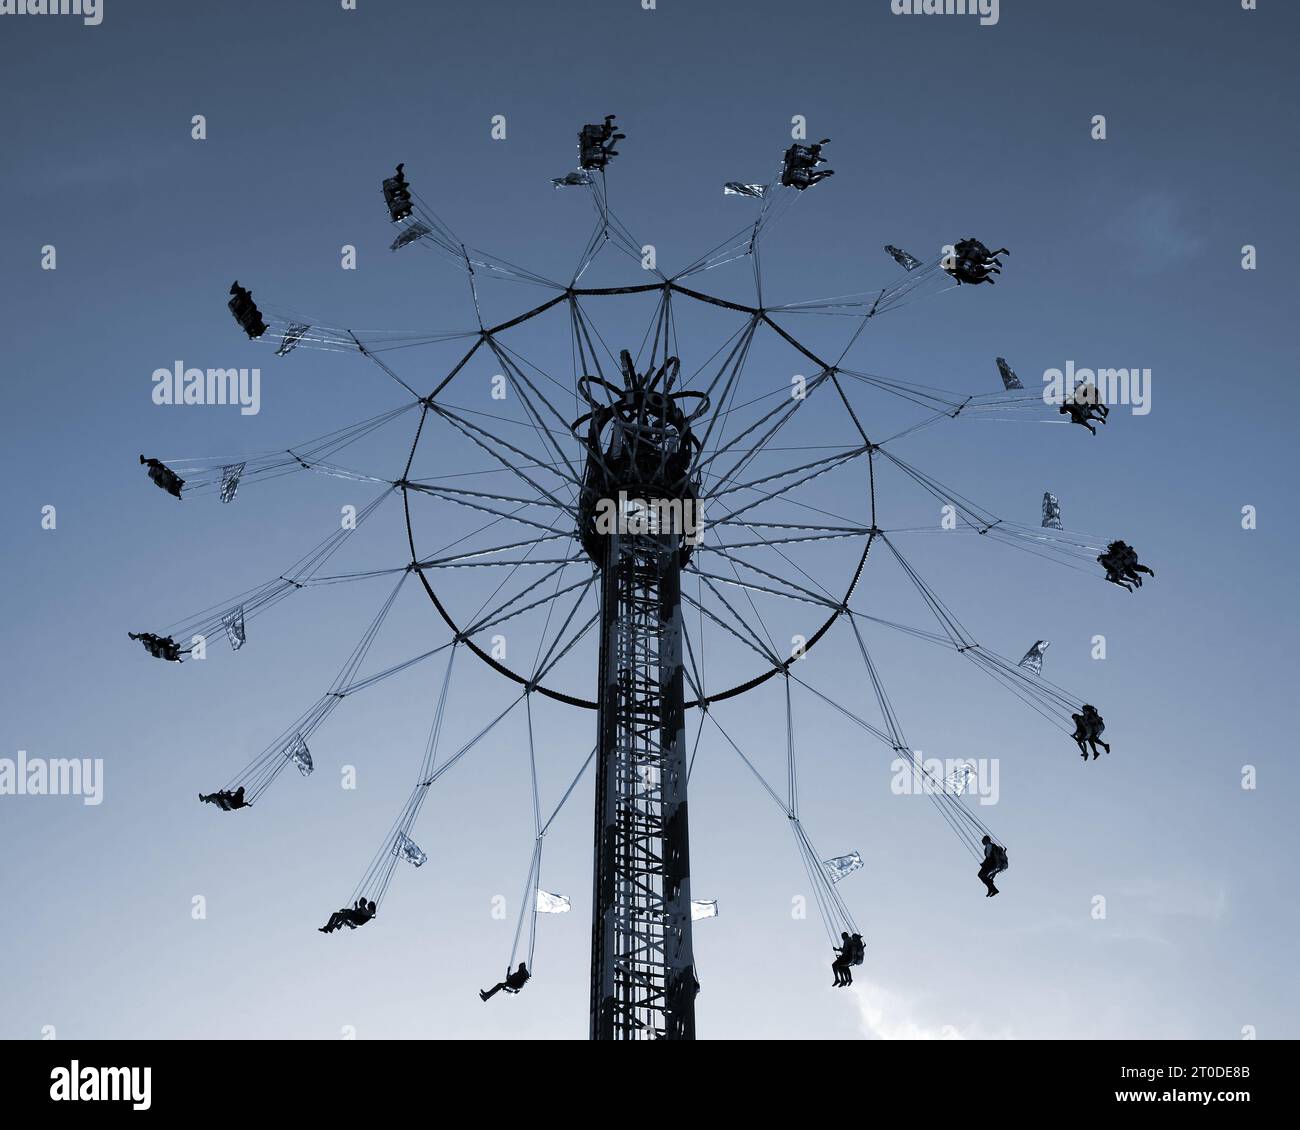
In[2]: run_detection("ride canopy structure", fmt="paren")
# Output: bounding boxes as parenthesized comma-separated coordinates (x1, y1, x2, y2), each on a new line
(130, 117, 1153, 1040)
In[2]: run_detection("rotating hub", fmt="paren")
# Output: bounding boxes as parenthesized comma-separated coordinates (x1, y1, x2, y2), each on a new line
(571, 350, 710, 566)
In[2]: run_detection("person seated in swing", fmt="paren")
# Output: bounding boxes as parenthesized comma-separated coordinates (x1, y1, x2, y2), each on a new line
(229, 280, 254, 310)
(199, 785, 249, 811)
(1097, 540, 1154, 590)
(831, 931, 854, 987)
(1075, 381, 1110, 420)
(978, 834, 1008, 897)
(945, 237, 1009, 285)
(579, 115, 624, 170)
(140, 454, 185, 498)
(228, 281, 269, 338)
(319, 897, 376, 934)
(781, 140, 834, 190)
(1126, 552, 1155, 585)
(1070, 704, 1110, 760)
(1097, 541, 1131, 587)
(1059, 398, 1107, 433)
(479, 961, 530, 1001)
(1118, 542, 1152, 585)
(848, 932, 865, 966)
(1059, 384, 1109, 434)
(128, 631, 183, 662)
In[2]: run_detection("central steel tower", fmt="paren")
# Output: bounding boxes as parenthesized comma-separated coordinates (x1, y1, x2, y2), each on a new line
(574, 349, 709, 1039)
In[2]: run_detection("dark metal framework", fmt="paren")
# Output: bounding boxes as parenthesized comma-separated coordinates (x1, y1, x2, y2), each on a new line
(172, 154, 1112, 1042)
(397, 280, 879, 1040)
(576, 349, 706, 1038)
(591, 531, 695, 1038)
(399, 280, 870, 712)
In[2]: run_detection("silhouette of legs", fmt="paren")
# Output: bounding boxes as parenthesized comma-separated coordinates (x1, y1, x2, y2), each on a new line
(978, 861, 1000, 897)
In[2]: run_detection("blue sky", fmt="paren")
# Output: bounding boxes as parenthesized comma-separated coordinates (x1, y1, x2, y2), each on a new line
(1, 0, 1297, 1040)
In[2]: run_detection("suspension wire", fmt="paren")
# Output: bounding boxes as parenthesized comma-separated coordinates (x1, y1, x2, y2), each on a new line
(405, 483, 574, 538)
(174, 140, 1138, 1008)
(222, 569, 413, 801)
(539, 744, 597, 837)
(349, 330, 425, 400)
(464, 569, 592, 638)
(683, 577, 783, 668)
(350, 643, 459, 907)
(166, 401, 420, 497)
(705, 709, 788, 815)
(485, 337, 585, 490)
(422, 695, 526, 789)
(530, 574, 600, 685)
(698, 514, 785, 662)
(685, 708, 707, 786)
(877, 533, 1081, 731)
(695, 365, 828, 488)
(158, 486, 398, 652)
(843, 616, 994, 857)
(785, 675, 798, 816)
(682, 317, 762, 462)
(589, 183, 670, 284)
(571, 210, 608, 286)
(680, 618, 707, 707)
(508, 694, 544, 969)
(705, 445, 869, 503)
(781, 675, 859, 943)
(705, 695, 855, 945)
(399, 188, 566, 291)
(878, 446, 1110, 575)
(426, 403, 578, 510)
(510, 839, 543, 970)
(788, 664, 994, 862)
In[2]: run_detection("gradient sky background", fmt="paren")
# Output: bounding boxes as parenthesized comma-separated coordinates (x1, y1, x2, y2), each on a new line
(2, 0, 1298, 1041)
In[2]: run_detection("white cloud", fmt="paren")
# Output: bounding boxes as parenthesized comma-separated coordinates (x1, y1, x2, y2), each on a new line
(849, 981, 969, 1041)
